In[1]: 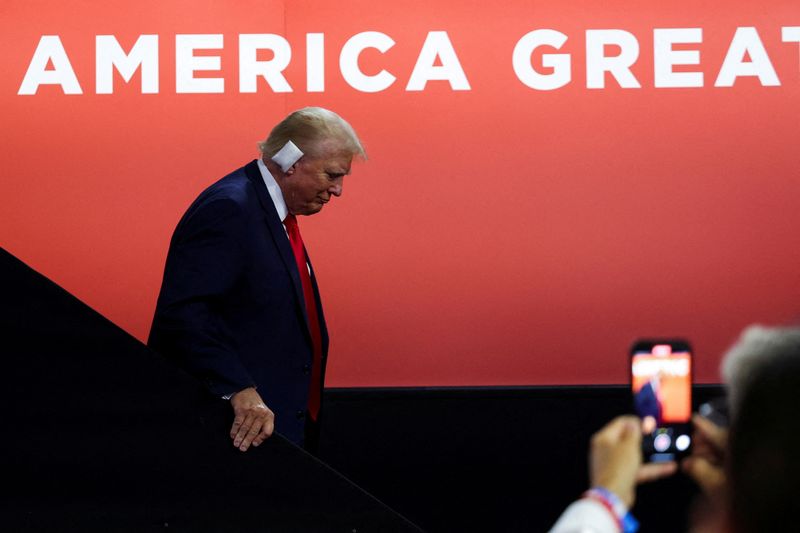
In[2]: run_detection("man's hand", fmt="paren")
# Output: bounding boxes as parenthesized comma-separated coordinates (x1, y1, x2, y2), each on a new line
(590, 415, 678, 508)
(229, 387, 275, 452)
(681, 414, 727, 497)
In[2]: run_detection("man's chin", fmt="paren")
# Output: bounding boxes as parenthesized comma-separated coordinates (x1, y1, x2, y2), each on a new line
(302, 204, 324, 216)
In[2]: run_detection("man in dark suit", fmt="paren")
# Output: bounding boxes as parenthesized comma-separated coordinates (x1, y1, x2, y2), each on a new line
(634, 373, 663, 425)
(148, 107, 366, 453)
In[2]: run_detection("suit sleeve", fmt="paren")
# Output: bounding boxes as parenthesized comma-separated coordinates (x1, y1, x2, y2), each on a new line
(149, 197, 255, 397)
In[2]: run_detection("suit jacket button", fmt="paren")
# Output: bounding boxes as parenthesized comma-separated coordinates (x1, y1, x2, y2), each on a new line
(302, 364, 311, 375)
(296, 410, 306, 420)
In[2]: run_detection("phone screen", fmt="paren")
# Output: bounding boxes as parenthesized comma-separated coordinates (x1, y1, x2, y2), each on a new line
(631, 340, 692, 462)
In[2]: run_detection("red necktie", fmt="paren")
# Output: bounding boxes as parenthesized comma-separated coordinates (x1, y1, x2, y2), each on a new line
(283, 214, 323, 420)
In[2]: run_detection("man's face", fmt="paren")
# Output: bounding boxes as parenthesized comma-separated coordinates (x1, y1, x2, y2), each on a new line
(280, 143, 352, 216)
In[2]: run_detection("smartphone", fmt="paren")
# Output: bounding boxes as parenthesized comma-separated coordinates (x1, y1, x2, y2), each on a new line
(630, 339, 693, 462)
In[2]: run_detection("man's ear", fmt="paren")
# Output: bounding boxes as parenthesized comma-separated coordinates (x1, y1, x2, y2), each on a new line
(272, 140, 303, 173)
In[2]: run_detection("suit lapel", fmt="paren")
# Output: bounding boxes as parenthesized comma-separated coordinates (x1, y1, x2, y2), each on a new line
(305, 253, 329, 355)
(243, 160, 311, 334)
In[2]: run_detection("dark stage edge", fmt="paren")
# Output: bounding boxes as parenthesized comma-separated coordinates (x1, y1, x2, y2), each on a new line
(1, 247, 421, 532)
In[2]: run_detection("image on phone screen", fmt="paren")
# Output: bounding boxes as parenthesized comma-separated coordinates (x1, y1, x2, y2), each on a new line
(631, 340, 692, 462)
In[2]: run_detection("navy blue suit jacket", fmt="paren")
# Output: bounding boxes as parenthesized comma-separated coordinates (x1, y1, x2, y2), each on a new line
(148, 160, 328, 445)
(634, 381, 663, 425)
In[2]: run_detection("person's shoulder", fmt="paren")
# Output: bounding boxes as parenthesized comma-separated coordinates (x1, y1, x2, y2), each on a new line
(196, 161, 259, 206)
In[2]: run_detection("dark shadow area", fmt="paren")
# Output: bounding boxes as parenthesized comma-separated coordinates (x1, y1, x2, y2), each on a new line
(320, 385, 722, 532)
(2, 247, 722, 532)
(0, 248, 421, 532)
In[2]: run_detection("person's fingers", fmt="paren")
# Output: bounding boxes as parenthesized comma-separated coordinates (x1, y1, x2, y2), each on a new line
(602, 415, 627, 436)
(594, 415, 637, 444)
(230, 414, 245, 439)
(642, 416, 657, 434)
(589, 415, 646, 509)
(252, 419, 274, 447)
(690, 435, 715, 457)
(239, 419, 264, 451)
(692, 415, 727, 449)
(637, 461, 678, 484)
(610, 416, 641, 449)
(262, 413, 274, 438)
(623, 417, 642, 444)
(682, 456, 726, 494)
(233, 413, 256, 448)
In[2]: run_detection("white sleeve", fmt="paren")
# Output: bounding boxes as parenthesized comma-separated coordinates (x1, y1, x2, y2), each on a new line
(548, 498, 621, 533)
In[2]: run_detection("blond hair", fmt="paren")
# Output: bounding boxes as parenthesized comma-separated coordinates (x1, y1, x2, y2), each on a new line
(258, 107, 366, 160)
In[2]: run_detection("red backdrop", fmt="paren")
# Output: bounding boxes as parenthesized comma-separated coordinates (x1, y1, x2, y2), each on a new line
(2, 0, 799, 386)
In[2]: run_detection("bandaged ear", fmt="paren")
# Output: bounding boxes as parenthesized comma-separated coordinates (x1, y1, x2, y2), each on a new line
(271, 141, 304, 172)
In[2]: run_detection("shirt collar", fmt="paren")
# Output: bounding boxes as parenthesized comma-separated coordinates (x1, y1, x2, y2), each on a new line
(257, 158, 289, 222)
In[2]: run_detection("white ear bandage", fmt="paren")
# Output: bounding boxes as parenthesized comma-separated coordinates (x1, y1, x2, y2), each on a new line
(271, 141, 304, 172)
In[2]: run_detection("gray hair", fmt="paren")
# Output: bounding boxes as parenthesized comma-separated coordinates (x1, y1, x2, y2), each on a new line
(257, 107, 366, 161)
(721, 324, 800, 416)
